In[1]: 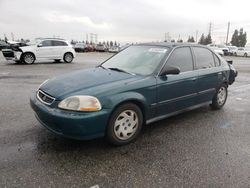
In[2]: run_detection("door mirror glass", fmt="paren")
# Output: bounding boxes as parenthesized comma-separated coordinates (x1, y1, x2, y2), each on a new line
(37, 43, 43, 47)
(160, 66, 180, 76)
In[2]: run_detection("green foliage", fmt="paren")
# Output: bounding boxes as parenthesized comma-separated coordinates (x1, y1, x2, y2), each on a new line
(199, 34, 205, 44)
(187, 36, 195, 43)
(231, 28, 247, 47)
(199, 33, 212, 45)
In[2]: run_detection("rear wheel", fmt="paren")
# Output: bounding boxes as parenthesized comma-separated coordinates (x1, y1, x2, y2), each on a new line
(244, 53, 248, 57)
(63, 52, 73, 63)
(22, 53, 35, 64)
(211, 84, 228, 110)
(106, 103, 143, 145)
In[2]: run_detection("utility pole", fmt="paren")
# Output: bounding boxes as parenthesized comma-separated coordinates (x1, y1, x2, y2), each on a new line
(208, 22, 212, 35)
(226, 22, 230, 45)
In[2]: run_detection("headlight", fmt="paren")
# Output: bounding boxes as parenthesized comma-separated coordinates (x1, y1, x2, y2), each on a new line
(58, 96, 102, 112)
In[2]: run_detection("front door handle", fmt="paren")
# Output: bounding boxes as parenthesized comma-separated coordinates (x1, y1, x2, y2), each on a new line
(191, 78, 197, 82)
(218, 72, 222, 75)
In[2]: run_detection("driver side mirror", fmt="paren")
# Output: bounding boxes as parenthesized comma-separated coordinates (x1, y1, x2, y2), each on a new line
(37, 43, 43, 47)
(160, 65, 180, 76)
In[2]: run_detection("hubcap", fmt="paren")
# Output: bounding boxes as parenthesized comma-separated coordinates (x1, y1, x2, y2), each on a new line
(217, 87, 226, 105)
(114, 110, 138, 140)
(24, 54, 34, 64)
(65, 54, 72, 62)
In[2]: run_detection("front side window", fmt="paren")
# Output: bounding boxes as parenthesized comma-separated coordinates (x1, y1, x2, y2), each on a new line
(41, 40, 53, 47)
(103, 45, 168, 75)
(193, 47, 215, 69)
(166, 47, 193, 72)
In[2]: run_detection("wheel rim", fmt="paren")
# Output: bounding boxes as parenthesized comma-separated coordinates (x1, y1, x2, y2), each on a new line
(65, 54, 72, 62)
(24, 54, 34, 64)
(217, 87, 227, 105)
(114, 110, 139, 140)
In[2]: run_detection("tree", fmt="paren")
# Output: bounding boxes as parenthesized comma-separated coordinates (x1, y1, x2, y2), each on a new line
(170, 39, 175, 43)
(239, 28, 247, 47)
(204, 34, 212, 45)
(177, 39, 183, 43)
(110, 41, 113, 47)
(199, 34, 205, 45)
(231, 28, 247, 47)
(187, 36, 195, 43)
(231, 30, 239, 46)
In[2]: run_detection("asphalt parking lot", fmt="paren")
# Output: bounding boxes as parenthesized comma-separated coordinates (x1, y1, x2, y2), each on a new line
(0, 52, 250, 188)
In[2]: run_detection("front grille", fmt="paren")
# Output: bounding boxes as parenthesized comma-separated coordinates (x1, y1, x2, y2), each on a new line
(37, 90, 55, 105)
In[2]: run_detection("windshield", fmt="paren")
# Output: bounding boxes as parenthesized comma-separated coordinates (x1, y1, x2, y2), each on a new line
(103, 45, 168, 75)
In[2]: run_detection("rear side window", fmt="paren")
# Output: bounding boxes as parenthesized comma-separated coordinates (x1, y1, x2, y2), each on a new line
(166, 47, 193, 72)
(53, 40, 68, 46)
(41, 40, 53, 47)
(193, 47, 215, 69)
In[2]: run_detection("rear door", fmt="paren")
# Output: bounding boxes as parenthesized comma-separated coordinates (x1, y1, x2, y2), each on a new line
(192, 47, 220, 104)
(156, 46, 198, 117)
(52, 40, 68, 58)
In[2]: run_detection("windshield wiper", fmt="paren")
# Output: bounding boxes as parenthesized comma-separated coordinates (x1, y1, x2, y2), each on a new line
(108, 67, 135, 75)
(97, 65, 107, 70)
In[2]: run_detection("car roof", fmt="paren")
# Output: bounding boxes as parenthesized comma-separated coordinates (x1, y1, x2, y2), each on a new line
(137, 42, 207, 48)
(35, 37, 66, 41)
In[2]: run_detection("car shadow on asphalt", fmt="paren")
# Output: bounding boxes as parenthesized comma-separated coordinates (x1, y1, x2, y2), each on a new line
(34, 105, 219, 156)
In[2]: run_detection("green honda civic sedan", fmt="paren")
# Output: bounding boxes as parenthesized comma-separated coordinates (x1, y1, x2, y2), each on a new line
(30, 43, 237, 145)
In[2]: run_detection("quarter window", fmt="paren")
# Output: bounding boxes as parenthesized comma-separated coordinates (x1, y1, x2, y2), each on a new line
(213, 54, 221, 67)
(193, 47, 215, 69)
(166, 47, 193, 72)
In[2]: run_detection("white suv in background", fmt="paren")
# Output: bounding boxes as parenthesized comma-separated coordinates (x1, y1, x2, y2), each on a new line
(2, 38, 76, 64)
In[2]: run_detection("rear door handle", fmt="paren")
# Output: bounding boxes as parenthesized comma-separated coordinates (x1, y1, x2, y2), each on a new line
(191, 78, 197, 81)
(218, 72, 222, 75)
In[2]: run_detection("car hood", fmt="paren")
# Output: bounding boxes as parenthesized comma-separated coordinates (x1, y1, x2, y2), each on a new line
(40, 67, 140, 99)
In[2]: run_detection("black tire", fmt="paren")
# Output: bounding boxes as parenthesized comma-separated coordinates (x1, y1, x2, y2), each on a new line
(234, 52, 237, 56)
(22, 53, 35, 64)
(14, 60, 22, 64)
(106, 103, 143, 146)
(54, 59, 61, 63)
(63, 52, 73, 63)
(244, 53, 248, 57)
(211, 84, 228, 110)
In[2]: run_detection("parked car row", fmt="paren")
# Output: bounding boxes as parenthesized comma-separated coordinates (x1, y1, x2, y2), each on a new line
(73, 43, 121, 53)
(2, 38, 75, 64)
(207, 44, 250, 57)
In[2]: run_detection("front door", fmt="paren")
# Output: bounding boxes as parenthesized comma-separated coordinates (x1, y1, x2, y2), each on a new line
(156, 47, 198, 117)
(36, 40, 54, 59)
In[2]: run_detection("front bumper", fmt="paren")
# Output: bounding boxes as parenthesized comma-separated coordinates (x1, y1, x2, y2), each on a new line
(30, 93, 110, 140)
(2, 50, 22, 61)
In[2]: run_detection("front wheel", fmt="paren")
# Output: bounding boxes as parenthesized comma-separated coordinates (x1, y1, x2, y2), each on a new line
(22, 53, 35, 64)
(106, 103, 143, 145)
(244, 53, 248, 57)
(211, 84, 228, 110)
(63, 52, 73, 63)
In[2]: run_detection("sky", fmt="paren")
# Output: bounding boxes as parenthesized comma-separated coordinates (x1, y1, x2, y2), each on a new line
(0, 0, 250, 44)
